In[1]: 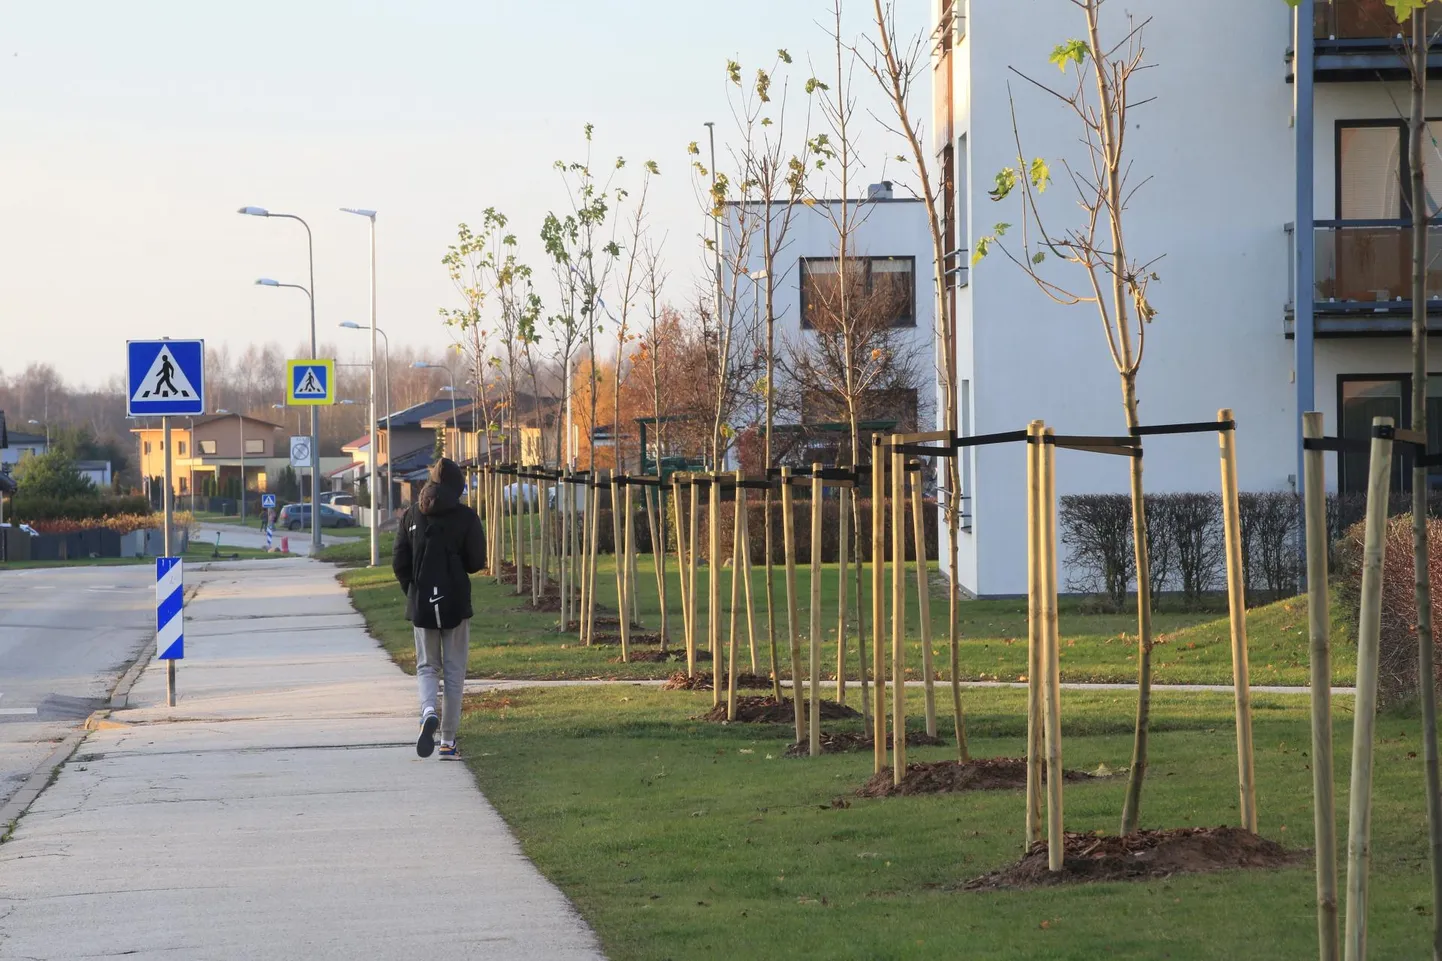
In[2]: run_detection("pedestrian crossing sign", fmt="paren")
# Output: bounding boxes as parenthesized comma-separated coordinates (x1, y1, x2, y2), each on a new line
(286, 359, 335, 406)
(127, 340, 205, 416)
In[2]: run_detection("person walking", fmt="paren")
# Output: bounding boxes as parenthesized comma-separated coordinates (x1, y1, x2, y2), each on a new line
(392, 458, 486, 759)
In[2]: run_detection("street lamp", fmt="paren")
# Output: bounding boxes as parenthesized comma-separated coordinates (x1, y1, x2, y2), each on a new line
(340, 207, 380, 567)
(340, 321, 392, 522)
(213, 409, 246, 525)
(26, 420, 47, 448)
(414, 361, 460, 460)
(240, 204, 322, 549)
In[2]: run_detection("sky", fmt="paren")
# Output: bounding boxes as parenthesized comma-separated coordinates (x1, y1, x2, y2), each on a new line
(0, 0, 927, 389)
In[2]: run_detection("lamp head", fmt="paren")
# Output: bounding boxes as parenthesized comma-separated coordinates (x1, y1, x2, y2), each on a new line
(340, 207, 377, 219)
(339, 321, 363, 330)
(255, 278, 280, 287)
(237, 206, 270, 217)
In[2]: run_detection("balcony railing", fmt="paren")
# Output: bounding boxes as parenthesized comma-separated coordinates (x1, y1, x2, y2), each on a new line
(1315, 0, 1442, 43)
(1287, 220, 1442, 331)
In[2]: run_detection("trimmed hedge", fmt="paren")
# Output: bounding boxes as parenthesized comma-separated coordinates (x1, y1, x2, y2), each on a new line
(10, 493, 151, 523)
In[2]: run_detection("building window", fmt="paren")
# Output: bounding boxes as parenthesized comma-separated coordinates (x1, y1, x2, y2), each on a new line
(179, 476, 188, 494)
(200, 440, 217, 455)
(178, 441, 187, 456)
(1337, 374, 1442, 494)
(143, 441, 152, 455)
(800, 256, 916, 330)
(244, 439, 265, 455)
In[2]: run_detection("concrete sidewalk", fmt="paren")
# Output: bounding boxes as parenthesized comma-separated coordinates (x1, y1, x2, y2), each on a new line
(0, 559, 604, 961)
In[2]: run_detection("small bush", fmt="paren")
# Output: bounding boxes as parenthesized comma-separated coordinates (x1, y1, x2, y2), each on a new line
(1058, 494, 1134, 608)
(11, 493, 152, 522)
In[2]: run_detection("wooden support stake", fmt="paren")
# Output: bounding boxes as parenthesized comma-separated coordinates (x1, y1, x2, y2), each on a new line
(728, 470, 745, 721)
(836, 485, 850, 704)
(781, 467, 806, 745)
(1344, 415, 1394, 961)
(629, 497, 643, 629)
(618, 478, 634, 663)
(672, 479, 693, 670)
(854, 463, 870, 734)
(1042, 427, 1064, 873)
(585, 476, 601, 647)
(810, 464, 824, 758)
(910, 466, 937, 739)
(578, 478, 591, 641)
(871, 435, 887, 774)
(1218, 408, 1258, 833)
(647, 486, 669, 652)
(1303, 412, 1341, 961)
(891, 444, 907, 785)
(709, 475, 722, 709)
(740, 487, 758, 676)
(688, 477, 701, 678)
(1025, 421, 1044, 849)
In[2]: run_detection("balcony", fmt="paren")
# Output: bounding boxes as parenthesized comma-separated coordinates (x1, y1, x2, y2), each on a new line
(1308, 0, 1442, 81)
(1286, 220, 1442, 335)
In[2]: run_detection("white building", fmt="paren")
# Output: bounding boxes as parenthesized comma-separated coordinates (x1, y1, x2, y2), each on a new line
(932, 0, 1441, 596)
(725, 187, 938, 461)
(0, 429, 49, 469)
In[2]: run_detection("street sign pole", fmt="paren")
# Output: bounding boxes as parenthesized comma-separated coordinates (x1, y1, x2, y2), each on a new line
(162, 415, 176, 707)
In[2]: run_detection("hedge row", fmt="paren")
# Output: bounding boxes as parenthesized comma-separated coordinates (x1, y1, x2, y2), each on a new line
(10, 494, 152, 523)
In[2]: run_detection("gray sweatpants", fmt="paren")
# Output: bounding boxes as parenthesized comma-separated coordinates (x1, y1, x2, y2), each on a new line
(414, 620, 470, 743)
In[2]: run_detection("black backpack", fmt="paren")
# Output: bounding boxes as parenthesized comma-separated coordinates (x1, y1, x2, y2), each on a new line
(410, 512, 466, 630)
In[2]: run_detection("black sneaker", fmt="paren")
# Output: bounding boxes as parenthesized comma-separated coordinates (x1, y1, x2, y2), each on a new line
(416, 712, 440, 758)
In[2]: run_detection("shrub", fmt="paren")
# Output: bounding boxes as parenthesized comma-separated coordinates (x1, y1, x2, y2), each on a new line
(1334, 514, 1442, 707)
(13, 450, 96, 500)
(11, 493, 151, 522)
(1058, 494, 1134, 608)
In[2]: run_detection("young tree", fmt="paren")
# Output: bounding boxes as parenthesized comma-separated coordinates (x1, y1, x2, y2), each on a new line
(864, 0, 970, 761)
(612, 161, 659, 472)
(442, 218, 501, 470)
(971, 0, 1160, 833)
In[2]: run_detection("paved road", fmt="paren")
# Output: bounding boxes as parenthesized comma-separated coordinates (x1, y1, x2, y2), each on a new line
(0, 565, 152, 808)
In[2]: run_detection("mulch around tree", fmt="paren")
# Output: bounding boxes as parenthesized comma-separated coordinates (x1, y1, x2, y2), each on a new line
(590, 632, 662, 646)
(696, 696, 862, 724)
(661, 671, 773, 692)
(962, 827, 1301, 890)
(783, 729, 945, 758)
(856, 758, 1100, 798)
(612, 649, 711, 664)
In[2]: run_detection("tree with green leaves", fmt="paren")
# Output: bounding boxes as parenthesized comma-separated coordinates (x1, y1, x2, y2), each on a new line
(612, 160, 659, 472)
(13, 449, 95, 501)
(864, 0, 971, 762)
(442, 217, 502, 474)
(971, 0, 1160, 832)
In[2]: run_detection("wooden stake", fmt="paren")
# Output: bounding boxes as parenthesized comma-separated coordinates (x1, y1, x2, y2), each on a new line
(1218, 408, 1258, 833)
(1344, 415, 1395, 961)
(673, 478, 693, 670)
(891, 444, 907, 786)
(1303, 412, 1341, 961)
(728, 471, 744, 721)
(854, 465, 870, 734)
(688, 477, 701, 678)
(515, 473, 526, 595)
(616, 476, 633, 663)
(810, 464, 824, 758)
(1042, 427, 1064, 873)
(740, 486, 758, 676)
(836, 485, 850, 704)
(585, 475, 601, 647)
(578, 477, 591, 641)
(781, 467, 806, 745)
(709, 474, 722, 709)
(1025, 421, 1044, 849)
(629, 498, 643, 629)
(871, 435, 887, 774)
(910, 465, 937, 739)
(648, 485, 669, 652)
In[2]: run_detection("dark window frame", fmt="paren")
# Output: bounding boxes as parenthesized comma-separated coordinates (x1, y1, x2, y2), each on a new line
(1335, 371, 1442, 493)
(244, 439, 266, 455)
(1334, 117, 1442, 219)
(199, 440, 218, 455)
(799, 255, 917, 330)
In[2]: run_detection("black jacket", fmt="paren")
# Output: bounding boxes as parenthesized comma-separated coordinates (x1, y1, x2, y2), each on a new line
(392, 459, 487, 625)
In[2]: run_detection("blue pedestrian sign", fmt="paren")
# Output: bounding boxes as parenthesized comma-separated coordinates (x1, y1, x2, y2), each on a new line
(156, 557, 184, 660)
(286, 359, 336, 406)
(128, 340, 205, 417)
(261, 493, 277, 509)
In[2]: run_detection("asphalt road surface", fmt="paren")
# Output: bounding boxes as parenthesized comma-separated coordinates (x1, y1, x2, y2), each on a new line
(0, 565, 152, 808)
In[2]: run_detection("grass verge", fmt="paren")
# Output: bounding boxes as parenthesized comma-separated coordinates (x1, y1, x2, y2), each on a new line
(459, 684, 1433, 960)
(339, 554, 1355, 686)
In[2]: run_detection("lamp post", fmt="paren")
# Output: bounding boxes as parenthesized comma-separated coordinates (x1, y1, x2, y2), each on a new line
(239, 205, 322, 550)
(213, 409, 245, 525)
(340, 321, 392, 523)
(414, 361, 458, 459)
(340, 208, 379, 566)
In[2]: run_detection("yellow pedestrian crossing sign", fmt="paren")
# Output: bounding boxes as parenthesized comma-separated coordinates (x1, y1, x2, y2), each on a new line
(286, 359, 335, 406)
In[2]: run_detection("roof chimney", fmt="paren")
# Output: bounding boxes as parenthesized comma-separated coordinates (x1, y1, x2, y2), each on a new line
(867, 181, 894, 200)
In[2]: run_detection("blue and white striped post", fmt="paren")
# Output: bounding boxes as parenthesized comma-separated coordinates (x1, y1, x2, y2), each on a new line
(157, 556, 184, 707)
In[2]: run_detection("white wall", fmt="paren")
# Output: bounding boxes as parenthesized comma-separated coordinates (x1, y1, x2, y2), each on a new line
(957, 0, 1298, 596)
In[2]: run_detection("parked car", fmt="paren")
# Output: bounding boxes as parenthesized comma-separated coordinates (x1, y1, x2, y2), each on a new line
(318, 491, 357, 514)
(277, 503, 357, 530)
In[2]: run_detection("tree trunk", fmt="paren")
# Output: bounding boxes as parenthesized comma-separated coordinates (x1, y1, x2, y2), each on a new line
(1409, 13, 1442, 958)
(1118, 373, 1155, 835)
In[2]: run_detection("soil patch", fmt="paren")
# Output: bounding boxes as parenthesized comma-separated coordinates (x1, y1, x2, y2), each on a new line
(784, 730, 945, 758)
(697, 696, 862, 724)
(591, 632, 662, 646)
(962, 827, 1301, 890)
(661, 671, 773, 692)
(610, 649, 710, 664)
(857, 758, 1099, 797)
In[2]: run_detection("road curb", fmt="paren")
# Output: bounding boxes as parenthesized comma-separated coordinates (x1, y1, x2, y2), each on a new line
(0, 728, 88, 840)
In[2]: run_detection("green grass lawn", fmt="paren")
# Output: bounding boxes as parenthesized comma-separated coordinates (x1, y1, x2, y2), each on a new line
(459, 684, 1434, 960)
(339, 553, 1358, 686)
(195, 510, 367, 538)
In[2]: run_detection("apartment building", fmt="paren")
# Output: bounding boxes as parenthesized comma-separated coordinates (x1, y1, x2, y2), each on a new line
(933, 0, 1437, 596)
